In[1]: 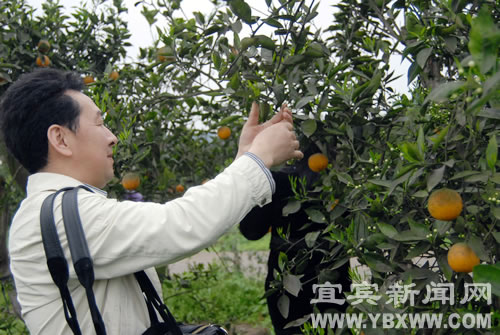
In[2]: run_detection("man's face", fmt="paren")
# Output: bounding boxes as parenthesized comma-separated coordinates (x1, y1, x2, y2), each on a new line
(65, 90, 118, 188)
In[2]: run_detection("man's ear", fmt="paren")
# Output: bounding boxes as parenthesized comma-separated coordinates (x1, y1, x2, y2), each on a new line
(47, 125, 73, 157)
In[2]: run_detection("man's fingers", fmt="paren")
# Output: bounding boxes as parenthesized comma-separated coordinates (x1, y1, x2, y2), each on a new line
(245, 101, 260, 127)
(268, 109, 283, 124)
(282, 111, 293, 124)
(292, 150, 304, 160)
(280, 103, 287, 114)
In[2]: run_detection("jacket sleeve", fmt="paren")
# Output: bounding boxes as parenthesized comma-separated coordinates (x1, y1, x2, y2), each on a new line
(62, 155, 274, 279)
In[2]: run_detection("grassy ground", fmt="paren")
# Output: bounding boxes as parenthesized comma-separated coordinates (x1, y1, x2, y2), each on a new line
(162, 263, 272, 331)
(213, 226, 271, 252)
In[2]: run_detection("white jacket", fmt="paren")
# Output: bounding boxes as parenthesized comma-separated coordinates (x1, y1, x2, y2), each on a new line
(9, 154, 273, 334)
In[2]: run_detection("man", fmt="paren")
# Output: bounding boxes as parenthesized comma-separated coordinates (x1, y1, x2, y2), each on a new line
(0, 68, 303, 334)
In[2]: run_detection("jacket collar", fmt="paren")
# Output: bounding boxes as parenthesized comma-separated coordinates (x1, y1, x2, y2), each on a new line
(26, 172, 108, 197)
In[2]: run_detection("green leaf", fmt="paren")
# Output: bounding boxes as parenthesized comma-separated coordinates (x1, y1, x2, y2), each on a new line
(296, 96, 315, 110)
(389, 170, 414, 195)
(486, 135, 498, 171)
(483, 70, 500, 94)
(278, 252, 288, 271)
(468, 235, 489, 261)
(491, 207, 500, 220)
(330, 256, 350, 270)
(305, 231, 320, 248)
(399, 142, 424, 163)
(427, 165, 445, 192)
(229, 0, 252, 23)
(364, 253, 393, 272)
(283, 55, 307, 66)
(491, 173, 500, 184)
(468, 6, 500, 74)
(430, 124, 450, 151)
(477, 109, 500, 120)
(437, 254, 453, 282)
(263, 18, 283, 28)
(393, 230, 427, 241)
(464, 172, 490, 183)
(277, 294, 290, 318)
(367, 179, 393, 188)
(284, 316, 310, 329)
(417, 125, 426, 156)
(423, 81, 465, 104)
(377, 223, 398, 238)
(401, 268, 439, 281)
(450, 170, 481, 180)
(473, 264, 500, 297)
(283, 273, 302, 297)
(407, 61, 421, 85)
(395, 164, 418, 179)
(282, 199, 301, 216)
(444, 37, 458, 53)
(304, 42, 326, 58)
(416, 47, 432, 68)
(240, 37, 257, 51)
(305, 208, 326, 223)
(338, 172, 354, 185)
(219, 115, 240, 126)
(493, 232, 500, 243)
(412, 190, 429, 198)
(409, 219, 430, 237)
(433, 220, 452, 235)
(255, 35, 276, 50)
(405, 241, 431, 260)
(301, 119, 317, 137)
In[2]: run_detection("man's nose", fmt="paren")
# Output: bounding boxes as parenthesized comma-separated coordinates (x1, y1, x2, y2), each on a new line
(106, 127, 118, 146)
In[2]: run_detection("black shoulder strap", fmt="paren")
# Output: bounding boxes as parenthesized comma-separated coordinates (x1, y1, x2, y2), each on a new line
(134, 271, 182, 335)
(41, 186, 184, 335)
(40, 187, 82, 335)
(61, 186, 106, 335)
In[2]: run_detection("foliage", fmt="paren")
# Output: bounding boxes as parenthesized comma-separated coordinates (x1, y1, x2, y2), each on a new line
(162, 263, 271, 330)
(0, 281, 28, 334)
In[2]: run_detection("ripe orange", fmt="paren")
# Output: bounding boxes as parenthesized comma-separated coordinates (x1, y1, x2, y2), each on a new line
(109, 71, 119, 81)
(83, 76, 95, 85)
(428, 188, 463, 221)
(447, 243, 480, 273)
(176, 184, 185, 193)
(36, 55, 51, 67)
(217, 126, 231, 140)
(121, 172, 140, 191)
(308, 153, 329, 172)
(37, 40, 51, 53)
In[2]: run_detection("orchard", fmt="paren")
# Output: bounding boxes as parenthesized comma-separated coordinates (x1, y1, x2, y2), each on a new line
(0, 0, 499, 334)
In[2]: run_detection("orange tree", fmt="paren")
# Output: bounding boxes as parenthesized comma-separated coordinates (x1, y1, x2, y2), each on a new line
(127, 0, 500, 333)
(0, 0, 131, 321)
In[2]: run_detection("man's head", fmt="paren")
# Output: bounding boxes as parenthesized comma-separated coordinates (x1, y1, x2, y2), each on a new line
(0, 68, 118, 188)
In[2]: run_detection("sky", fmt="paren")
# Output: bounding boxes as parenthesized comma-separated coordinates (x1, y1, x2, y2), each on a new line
(26, 0, 410, 95)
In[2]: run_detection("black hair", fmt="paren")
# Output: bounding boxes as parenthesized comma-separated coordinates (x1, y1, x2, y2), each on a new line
(0, 68, 84, 173)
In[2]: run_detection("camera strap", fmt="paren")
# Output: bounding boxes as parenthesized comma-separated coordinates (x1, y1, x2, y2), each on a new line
(40, 186, 183, 335)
